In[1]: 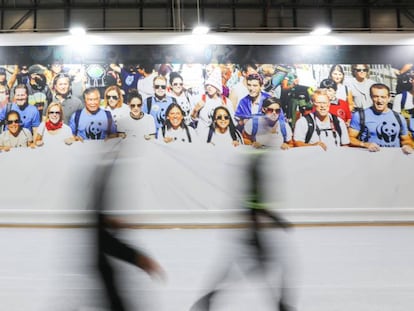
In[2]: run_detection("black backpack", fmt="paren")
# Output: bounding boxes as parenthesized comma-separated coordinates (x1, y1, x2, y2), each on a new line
(304, 113, 342, 144)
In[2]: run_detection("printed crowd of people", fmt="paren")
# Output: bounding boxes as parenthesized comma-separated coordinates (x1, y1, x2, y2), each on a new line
(0, 62, 413, 154)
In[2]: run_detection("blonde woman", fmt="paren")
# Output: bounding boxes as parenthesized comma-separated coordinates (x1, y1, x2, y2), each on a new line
(103, 85, 129, 125)
(34, 102, 72, 146)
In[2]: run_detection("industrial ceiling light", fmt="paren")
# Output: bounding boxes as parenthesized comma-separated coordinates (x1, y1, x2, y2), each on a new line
(193, 25, 210, 35)
(69, 26, 86, 36)
(192, 0, 210, 35)
(310, 26, 332, 35)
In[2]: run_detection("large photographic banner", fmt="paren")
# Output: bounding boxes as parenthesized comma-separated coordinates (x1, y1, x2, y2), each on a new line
(0, 42, 414, 225)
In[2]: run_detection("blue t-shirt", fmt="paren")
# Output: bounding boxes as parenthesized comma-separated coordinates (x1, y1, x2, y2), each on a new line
(69, 108, 116, 140)
(350, 108, 408, 147)
(142, 96, 176, 137)
(0, 103, 40, 132)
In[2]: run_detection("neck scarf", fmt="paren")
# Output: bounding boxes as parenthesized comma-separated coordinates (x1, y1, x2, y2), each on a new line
(45, 120, 63, 131)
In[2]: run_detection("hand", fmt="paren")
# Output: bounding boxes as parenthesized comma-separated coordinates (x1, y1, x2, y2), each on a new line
(366, 142, 380, 152)
(232, 140, 240, 147)
(281, 142, 290, 150)
(313, 141, 327, 151)
(163, 136, 174, 143)
(402, 144, 413, 155)
(136, 255, 166, 282)
(252, 141, 263, 149)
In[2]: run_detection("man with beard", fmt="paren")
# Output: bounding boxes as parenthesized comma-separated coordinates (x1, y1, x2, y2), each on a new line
(0, 84, 40, 137)
(52, 73, 84, 125)
(26, 64, 53, 119)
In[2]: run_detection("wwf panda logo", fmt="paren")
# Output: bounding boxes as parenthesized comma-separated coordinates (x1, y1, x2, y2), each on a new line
(86, 121, 104, 139)
(376, 121, 398, 143)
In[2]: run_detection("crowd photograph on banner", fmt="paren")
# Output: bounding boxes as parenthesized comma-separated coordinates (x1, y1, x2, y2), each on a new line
(0, 60, 413, 153)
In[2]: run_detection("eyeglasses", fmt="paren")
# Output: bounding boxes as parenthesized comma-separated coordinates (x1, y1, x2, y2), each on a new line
(172, 82, 183, 86)
(154, 85, 166, 89)
(266, 108, 281, 114)
(7, 119, 20, 124)
(130, 104, 142, 108)
(354, 69, 368, 72)
(216, 115, 230, 121)
(106, 95, 119, 100)
(49, 111, 61, 115)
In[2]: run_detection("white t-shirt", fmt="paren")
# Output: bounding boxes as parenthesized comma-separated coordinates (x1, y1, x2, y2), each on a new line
(294, 114, 350, 148)
(117, 113, 156, 139)
(105, 104, 130, 126)
(37, 122, 72, 145)
(158, 126, 197, 144)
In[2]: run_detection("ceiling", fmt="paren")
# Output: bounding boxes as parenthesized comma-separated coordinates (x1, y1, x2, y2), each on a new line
(1, 0, 414, 32)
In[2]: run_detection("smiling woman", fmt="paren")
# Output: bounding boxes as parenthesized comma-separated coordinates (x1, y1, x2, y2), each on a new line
(159, 103, 197, 143)
(34, 102, 72, 147)
(0, 110, 34, 151)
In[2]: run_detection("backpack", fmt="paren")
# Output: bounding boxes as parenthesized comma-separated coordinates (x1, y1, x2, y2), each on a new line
(146, 96, 177, 114)
(357, 107, 403, 142)
(74, 109, 113, 137)
(250, 114, 288, 143)
(400, 91, 414, 120)
(304, 113, 342, 144)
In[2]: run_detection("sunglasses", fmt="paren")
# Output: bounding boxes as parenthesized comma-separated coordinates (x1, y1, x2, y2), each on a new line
(216, 115, 230, 121)
(130, 103, 142, 108)
(7, 119, 20, 125)
(154, 85, 166, 89)
(355, 69, 368, 72)
(173, 82, 183, 86)
(266, 108, 281, 114)
(49, 111, 61, 115)
(106, 95, 119, 100)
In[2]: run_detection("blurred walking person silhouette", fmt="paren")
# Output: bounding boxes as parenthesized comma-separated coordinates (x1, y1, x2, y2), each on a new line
(189, 151, 296, 311)
(92, 141, 165, 311)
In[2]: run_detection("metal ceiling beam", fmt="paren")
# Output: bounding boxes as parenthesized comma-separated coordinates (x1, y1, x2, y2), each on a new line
(1, 2, 414, 10)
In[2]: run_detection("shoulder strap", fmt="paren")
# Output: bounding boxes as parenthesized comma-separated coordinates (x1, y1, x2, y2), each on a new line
(304, 114, 315, 144)
(207, 126, 214, 143)
(278, 112, 288, 143)
(104, 110, 113, 135)
(146, 97, 152, 114)
(392, 110, 403, 137)
(357, 108, 368, 142)
(402, 91, 407, 110)
(251, 116, 259, 142)
(331, 114, 342, 138)
(185, 126, 192, 143)
(74, 109, 82, 136)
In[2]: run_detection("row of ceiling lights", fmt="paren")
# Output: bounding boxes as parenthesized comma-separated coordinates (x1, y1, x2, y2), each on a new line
(69, 25, 332, 35)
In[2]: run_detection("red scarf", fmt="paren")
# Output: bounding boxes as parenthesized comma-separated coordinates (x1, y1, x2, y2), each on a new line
(45, 120, 63, 131)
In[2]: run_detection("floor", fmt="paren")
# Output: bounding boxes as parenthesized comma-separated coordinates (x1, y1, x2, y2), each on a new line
(1, 225, 414, 311)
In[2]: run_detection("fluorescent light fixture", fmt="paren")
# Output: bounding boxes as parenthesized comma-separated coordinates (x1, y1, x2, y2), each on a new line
(310, 26, 331, 36)
(69, 26, 86, 36)
(192, 25, 210, 35)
